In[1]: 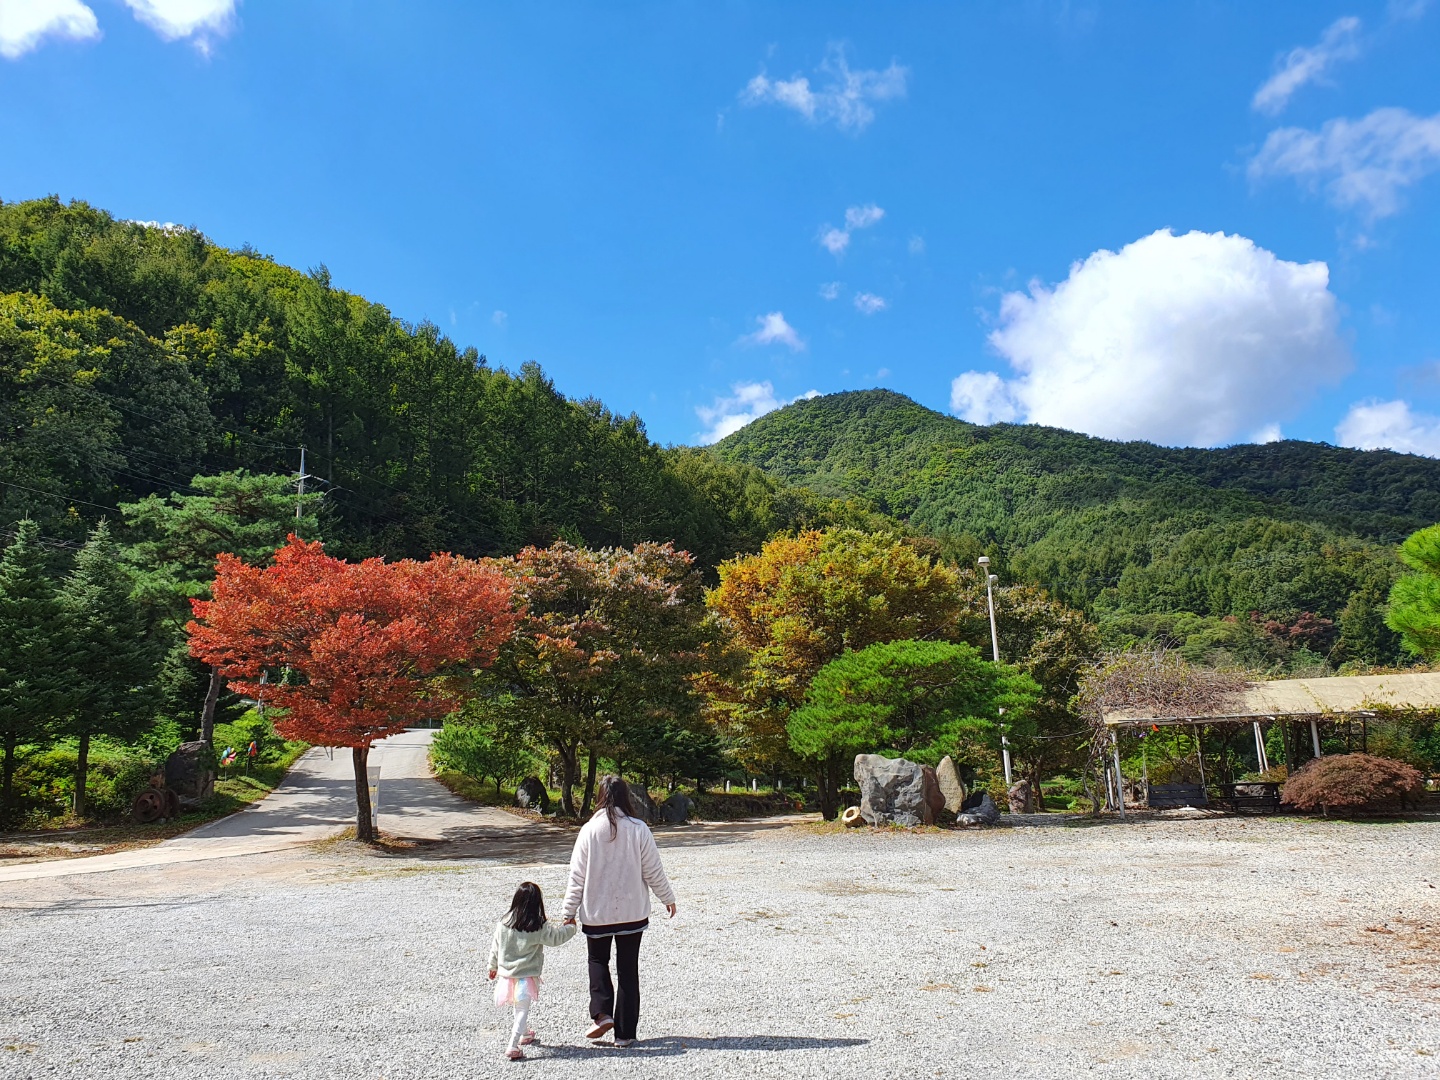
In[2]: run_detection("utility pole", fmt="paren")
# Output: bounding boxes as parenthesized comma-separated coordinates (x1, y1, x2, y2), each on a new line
(977, 556, 1013, 787)
(296, 446, 309, 522)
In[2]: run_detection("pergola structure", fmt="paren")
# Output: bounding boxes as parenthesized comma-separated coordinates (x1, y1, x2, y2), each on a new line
(1100, 671, 1440, 817)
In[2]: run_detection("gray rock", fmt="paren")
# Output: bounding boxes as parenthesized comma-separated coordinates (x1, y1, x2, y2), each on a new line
(626, 782, 656, 822)
(658, 791, 693, 824)
(935, 756, 968, 814)
(853, 754, 937, 827)
(1007, 780, 1036, 815)
(515, 776, 549, 812)
(165, 741, 214, 807)
(957, 792, 1001, 827)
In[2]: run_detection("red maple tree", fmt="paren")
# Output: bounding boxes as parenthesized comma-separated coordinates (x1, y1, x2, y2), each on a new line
(187, 536, 518, 839)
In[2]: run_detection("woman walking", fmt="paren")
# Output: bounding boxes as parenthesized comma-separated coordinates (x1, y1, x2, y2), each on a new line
(561, 775, 677, 1048)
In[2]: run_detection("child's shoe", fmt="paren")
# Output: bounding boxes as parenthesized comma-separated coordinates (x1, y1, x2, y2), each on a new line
(505, 1048, 524, 1061)
(520, 1030, 537, 1045)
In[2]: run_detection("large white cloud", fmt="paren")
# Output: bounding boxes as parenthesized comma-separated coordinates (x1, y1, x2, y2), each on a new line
(1249, 107, 1440, 219)
(1336, 398, 1440, 456)
(1252, 16, 1362, 116)
(0, 0, 99, 59)
(741, 45, 907, 134)
(951, 229, 1349, 446)
(695, 382, 819, 445)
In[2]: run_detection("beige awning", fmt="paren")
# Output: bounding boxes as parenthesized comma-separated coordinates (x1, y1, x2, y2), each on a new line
(1103, 670, 1440, 728)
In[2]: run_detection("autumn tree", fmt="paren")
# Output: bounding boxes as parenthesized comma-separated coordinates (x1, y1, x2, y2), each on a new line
(0, 522, 70, 820)
(188, 536, 516, 840)
(483, 541, 718, 817)
(121, 471, 322, 743)
(706, 529, 963, 779)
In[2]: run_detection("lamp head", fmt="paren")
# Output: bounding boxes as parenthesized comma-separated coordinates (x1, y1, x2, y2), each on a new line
(989, 574, 999, 586)
(977, 555, 990, 567)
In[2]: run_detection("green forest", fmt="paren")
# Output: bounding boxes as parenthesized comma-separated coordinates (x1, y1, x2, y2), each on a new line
(2, 195, 1437, 829)
(712, 388, 1440, 671)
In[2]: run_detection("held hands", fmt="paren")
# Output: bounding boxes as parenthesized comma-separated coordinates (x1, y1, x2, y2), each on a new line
(562, 917, 576, 925)
(487, 970, 496, 981)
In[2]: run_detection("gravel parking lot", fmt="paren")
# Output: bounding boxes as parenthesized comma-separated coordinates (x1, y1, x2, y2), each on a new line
(2, 814, 1437, 1080)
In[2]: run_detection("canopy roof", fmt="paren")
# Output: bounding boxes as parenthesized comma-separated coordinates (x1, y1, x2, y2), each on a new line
(1103, 671, 1440, 728)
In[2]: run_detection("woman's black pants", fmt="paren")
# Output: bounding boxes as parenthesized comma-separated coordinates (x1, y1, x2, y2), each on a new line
(587, 932, 643, 1040)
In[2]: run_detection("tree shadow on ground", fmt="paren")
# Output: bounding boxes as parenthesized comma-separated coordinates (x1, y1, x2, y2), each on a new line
(531, 1034, 869, 1059)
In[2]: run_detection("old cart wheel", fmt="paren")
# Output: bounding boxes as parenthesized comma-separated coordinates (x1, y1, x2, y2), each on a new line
(164, 789, 181, 819)
(132, 789, 165, 824)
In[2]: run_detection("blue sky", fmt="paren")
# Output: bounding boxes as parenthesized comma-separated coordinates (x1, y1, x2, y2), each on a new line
(2, 2, 1439, 453)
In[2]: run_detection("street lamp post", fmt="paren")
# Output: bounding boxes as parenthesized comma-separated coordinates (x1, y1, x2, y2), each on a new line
(977, 556, 1013, 787)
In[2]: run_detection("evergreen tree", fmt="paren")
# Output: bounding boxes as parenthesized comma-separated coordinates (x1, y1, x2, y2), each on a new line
(58, 522, 158, 817)
(1388, 524, 1440, 659)
(121, 471, 321, 742)
(0, 521, 70, 819)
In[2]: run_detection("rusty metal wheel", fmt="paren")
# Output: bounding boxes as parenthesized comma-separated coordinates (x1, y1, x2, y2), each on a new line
(132, 789, 165, 824)
(164, 789, 181, 819)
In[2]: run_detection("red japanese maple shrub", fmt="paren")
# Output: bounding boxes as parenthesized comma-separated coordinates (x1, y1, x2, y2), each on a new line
(1281, 753, 1427, 815)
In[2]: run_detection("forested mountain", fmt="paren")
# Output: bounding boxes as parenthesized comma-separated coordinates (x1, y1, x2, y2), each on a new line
(0, 197, 846, 567)
(712, 389, 1440, 668)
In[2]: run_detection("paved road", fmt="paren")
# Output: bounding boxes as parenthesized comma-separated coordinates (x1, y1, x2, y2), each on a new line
(0, 728, 516, 882)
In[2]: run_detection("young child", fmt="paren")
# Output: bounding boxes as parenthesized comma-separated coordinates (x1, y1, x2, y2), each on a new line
(487, 881, 576, 1060)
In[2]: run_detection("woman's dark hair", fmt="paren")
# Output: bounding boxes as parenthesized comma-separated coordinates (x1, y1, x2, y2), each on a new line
(505, 881, 546, 932)
(595, 775, 636, 840)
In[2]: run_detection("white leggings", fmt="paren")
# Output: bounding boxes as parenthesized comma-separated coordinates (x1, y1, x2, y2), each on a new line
(506, 999, 532, 1052)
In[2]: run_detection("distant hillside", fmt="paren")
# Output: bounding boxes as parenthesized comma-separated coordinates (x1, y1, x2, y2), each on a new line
(711, 389, 1439, 667)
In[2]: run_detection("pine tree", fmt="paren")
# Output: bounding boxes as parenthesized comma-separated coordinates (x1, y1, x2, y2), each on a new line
(0, 521, 71, 820)
(59, 522, 158, 818)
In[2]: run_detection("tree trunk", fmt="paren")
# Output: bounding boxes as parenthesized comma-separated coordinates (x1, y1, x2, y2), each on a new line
(1, 730, 16, 820)
(816, 758, 840, 821)
(73, 731, 90, 818)
(557, 744, 579, 816)
(352, 744, 375, 842)
(200, 666, 224, 745)
(580, 747, 598, 817)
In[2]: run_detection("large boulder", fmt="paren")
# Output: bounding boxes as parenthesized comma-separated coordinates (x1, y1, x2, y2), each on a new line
(957, 792, 1001, 827)
(515, 777, 549, 813)
(1007, 780, 1036, 815)
(626, 782, 656, 823)
(658, 791, 693, 825)
(165, 742, 214, 807)
(854, 754, 939, 827)
(935, 756, 968, 814)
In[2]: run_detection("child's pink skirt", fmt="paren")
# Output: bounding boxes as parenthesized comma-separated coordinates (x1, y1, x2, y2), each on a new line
(494, 976, 542, 1007)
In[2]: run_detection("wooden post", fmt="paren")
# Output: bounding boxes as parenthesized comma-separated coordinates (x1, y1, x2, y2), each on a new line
(1111, 730, 1126, 820)
(1194, 725, 1206, 790)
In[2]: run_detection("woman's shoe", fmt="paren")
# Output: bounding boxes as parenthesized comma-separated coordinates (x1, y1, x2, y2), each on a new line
(586, 1017, 614, 1040)
(612, 1038, 634, 1048)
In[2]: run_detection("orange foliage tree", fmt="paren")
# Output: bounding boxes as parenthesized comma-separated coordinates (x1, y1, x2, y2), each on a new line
(187, 536, 517, 840)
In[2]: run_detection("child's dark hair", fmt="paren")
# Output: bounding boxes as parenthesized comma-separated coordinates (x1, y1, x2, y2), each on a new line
(505, 881, 546, 933)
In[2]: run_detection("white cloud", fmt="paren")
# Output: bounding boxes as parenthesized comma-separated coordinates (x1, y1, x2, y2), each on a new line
(844, 203, 884, 230)
(1252, 16, 1362, 115)
(853, 292, 888, 315)
(739, 311, 805, 352)
(695, 381, 820, 444)
(950, 371, 1020, 424)
(124, 0, 235, 53)
(1252, 424, 1284, 444)
(0, 0, 99, 59)
(1250, 107, 1440, 220)
(818, 281, 843, 301)
(818, 226, 850, 256)
(1336, 399, 1440, 456)
(908, 235, 925, 255)
(951, 229, 1348, 446)
(818, 202, 884, 258)
(740, 44, 907, 134)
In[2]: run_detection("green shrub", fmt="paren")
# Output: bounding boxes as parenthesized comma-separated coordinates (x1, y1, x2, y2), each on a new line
(1281, 753, 1426, 813)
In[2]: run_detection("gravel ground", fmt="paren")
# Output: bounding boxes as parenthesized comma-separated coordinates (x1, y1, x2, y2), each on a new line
(2, 815, 1437, 1080)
